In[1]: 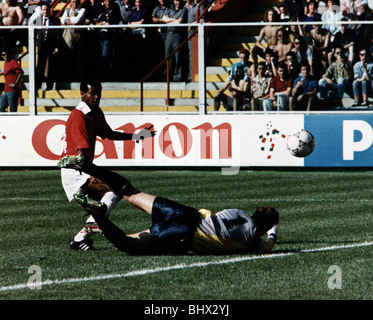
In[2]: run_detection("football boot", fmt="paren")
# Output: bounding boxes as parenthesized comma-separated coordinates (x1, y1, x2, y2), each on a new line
(68, 238, 94, 251)
(74, 193, 108, 215)
(57, 154, 86, 170)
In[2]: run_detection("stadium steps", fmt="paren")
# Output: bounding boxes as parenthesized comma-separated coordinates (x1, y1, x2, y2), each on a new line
(205, 6, 268, 92)
(1, 53, 221, 112)
(205, 1, 357, 109)
(1, 0, 355, 112)
(205, 0, 276, 78)
(18, 82, 221, 112)
(0, 2, 269, 113)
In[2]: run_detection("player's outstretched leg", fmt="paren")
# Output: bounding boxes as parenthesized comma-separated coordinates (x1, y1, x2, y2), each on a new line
(62, 162, 123, 250)
(59, 155, 157, 215)
(85, 207, 131, 253)
(73, 193, 157, 254)
(58, 155, 131, 195)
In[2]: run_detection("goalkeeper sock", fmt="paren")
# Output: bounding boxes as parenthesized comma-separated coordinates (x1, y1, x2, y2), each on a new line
(100, 191, 121, 217)
(90, 211, 129, 252)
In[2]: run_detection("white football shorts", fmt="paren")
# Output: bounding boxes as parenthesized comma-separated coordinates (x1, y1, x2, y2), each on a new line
(61, 168, 90, 202)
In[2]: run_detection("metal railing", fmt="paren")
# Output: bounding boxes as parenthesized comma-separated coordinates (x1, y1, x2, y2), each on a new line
(25, 23, 208, 115)
(139, 0, 210, 112)
(140, 29, 197, 111)
(0, 20, 372, 115)
(54, 0, 71, 18)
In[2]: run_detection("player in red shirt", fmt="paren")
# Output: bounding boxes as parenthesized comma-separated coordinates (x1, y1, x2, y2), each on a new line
(0, 50, 24, 112)
(60, 81, 155, 250)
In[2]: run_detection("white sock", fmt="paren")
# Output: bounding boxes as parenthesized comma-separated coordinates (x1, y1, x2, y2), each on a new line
(73, 214, 96, 241)
(74, 228, 89, 242)
(85, 215, 95, 223)
(100, 191, 121, 216)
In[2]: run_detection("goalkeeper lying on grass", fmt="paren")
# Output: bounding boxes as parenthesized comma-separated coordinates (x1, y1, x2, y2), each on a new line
(58, 155, 279, 255)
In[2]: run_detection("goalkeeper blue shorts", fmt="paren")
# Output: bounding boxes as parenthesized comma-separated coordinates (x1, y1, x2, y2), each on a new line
(150, 196, 200, 254)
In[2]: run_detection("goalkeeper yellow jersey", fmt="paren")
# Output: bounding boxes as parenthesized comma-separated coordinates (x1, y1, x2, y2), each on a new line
(191, 208, 261, 254)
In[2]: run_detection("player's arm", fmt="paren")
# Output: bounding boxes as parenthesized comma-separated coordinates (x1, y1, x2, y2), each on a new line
(107, 125, 156, 142)
(254, 225, 277, 254)
(106, 131, 134, 141)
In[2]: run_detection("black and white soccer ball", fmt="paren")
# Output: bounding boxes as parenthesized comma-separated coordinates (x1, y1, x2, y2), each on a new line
(286, 129, 315, 157)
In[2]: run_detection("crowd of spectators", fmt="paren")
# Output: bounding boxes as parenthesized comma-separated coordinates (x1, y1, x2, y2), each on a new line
(1, 0, 373, 110)
(215, 0, 373, 111)
(0, 0, 207, 87)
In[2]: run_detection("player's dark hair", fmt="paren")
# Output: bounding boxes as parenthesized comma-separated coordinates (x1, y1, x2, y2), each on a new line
(252, 206, 279, 231)
(80, 81, 102, 93)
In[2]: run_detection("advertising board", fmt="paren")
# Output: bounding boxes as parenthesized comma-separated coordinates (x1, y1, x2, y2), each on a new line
(0, 114, 372, 168)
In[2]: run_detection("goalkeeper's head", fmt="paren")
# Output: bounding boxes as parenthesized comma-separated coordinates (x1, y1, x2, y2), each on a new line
(252, 206, 279, 236)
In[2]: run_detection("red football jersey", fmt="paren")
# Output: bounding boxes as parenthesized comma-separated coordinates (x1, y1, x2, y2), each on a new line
(61, 102, 112, 162)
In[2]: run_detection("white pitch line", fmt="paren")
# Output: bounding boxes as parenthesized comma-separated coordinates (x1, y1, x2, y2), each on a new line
(0, 197, 64, 201)
(0, 241, 372, 293)
(0, 197, 372, 203)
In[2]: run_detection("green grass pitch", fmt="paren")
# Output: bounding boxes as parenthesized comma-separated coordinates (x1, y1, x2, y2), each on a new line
(0, 169, 372, 301)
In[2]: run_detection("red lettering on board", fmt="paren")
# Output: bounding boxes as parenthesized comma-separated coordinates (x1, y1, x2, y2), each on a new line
(117, 123, 154, 159)
(159, 123, 193, 159)
(32, 119, 66, 160)
(32, 120, 232, 162)
(193, 122, 232, 159)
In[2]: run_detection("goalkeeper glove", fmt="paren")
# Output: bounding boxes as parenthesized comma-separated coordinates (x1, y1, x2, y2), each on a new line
(267, 225, 278, 242)
(132, 125, 156, 143)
